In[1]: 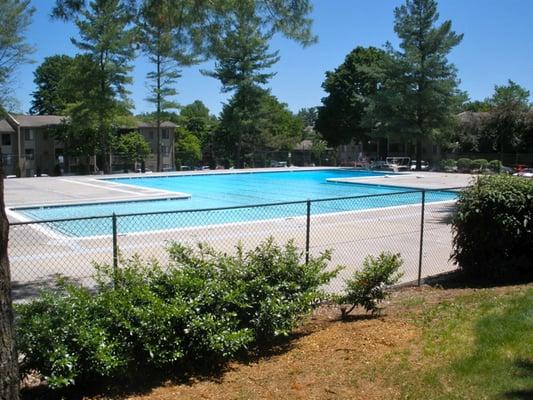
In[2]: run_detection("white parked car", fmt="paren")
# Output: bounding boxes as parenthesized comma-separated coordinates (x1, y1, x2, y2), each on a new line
(410, 160, 429, 171)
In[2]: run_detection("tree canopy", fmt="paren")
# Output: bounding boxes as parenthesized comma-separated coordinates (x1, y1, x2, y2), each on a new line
(0, 0, 34, 111)
(29, 55, 76, 115)
(52, 0, 137, 173)
(369, 0, 464, 169)
(315, 46, 388, 147)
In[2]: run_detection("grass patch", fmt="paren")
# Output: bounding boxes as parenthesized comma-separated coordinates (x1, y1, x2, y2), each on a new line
(388, 287, 533, 399)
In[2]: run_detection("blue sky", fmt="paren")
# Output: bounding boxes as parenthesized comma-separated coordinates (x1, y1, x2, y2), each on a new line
(12, 0, 533, 116)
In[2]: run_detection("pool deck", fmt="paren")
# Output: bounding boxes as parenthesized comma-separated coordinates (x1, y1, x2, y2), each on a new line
(4, 167, 473, 212)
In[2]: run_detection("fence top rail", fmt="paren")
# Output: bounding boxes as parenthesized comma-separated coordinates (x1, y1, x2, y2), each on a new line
(8, 186, 466, 226)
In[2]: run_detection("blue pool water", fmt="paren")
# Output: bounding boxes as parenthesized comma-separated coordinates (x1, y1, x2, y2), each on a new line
(16, 169, 457, 237)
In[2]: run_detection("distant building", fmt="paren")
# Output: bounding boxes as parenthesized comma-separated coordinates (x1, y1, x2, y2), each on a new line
(0, 114, 177, 177)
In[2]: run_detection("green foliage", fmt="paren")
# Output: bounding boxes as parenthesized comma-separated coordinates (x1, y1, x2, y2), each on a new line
(461, 100, 492, 112)
(203, 2, 280, 92)
(487, 159, 502, 173)
(456, 158, 472, 172)
(485, 80, 530, 154)
(16, 239, 337, 389)
(337, 252, 404, 317)
(369, 0, 465, 166)
(470, 158, 488, 171)
(175, 129, 202, 166)
(29, 55, 76, 115)
(115, 131, 150, 163)
(316, 46, 388, 146)
(216, 86, 302, 166)
(451, 175, 533, 279)
(439, 159, 457, 172)
(0, 0, 35, 109)
(52, 0, 137, 173)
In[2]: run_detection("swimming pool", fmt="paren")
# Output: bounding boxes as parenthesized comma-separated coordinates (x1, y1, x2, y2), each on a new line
(15, 169, 457, 237)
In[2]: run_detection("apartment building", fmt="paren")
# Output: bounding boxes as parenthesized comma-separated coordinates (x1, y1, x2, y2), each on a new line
(0, 114, 177, 177)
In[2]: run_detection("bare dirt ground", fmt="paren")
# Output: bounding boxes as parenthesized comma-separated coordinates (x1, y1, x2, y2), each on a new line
(120, 284, 526, 400)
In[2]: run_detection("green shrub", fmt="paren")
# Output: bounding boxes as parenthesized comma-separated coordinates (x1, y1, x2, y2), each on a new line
(457, 158, 472, 172)
(439, 159, 457, 172)
(470, 158, 488, 171)
(451, 175, 533, 279)
(16, 239, 338, 389)
(488, 159, 502, 173)
(337, 252, 404, 317)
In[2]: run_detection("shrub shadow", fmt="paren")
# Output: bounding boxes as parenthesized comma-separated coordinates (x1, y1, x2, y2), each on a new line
(422, 270, 532, 290)
(502, 359, 533, 400)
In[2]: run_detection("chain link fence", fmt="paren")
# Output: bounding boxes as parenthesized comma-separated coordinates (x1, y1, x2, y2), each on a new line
(9, 188, 462, 300)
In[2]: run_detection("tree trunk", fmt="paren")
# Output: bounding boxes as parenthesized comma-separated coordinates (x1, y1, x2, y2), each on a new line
(416, 136, 422, 171)
(0, 161, 19, 400)
(156, 34, 162, 173)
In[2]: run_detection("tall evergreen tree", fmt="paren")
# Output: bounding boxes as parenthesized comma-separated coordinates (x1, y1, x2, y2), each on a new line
(205, 0, 315, 167)
(0, 2, 34, 398)
(369, 0, 464, 169)
(138, 0, 205, 171)
(52, 0, 137, 173)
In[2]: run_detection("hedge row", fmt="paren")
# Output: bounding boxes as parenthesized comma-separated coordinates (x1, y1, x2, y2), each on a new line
(16, 239, 339, 388)
(439, 158, 502, 173)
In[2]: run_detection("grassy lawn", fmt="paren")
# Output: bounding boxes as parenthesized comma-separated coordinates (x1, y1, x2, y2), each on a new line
(384, 286, 533, 400)
(22, 284, 533, 400)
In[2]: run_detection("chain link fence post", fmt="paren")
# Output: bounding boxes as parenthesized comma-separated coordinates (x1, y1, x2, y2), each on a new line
(305, 200, 311, 264)
(112, 213, 118, 286)
(417, 190, 426, 286)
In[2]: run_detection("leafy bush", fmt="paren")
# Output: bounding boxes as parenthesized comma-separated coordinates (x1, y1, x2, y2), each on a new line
(337, 252, 404, 317)
(457, 158, 472, 172)
(16, 239, 338, 389)
(452, 175, 533, 279)
(439, 159, 457, 172)
(488, 159, 502, 173)
(470, 158, 488, 171)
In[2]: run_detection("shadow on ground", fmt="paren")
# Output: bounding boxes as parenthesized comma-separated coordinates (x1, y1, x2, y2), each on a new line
(11, 275, 88, 302)
(422, 270, 532, 290)
(502, 359, 533, 400)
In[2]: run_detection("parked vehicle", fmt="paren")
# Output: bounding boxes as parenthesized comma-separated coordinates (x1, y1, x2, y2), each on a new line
(513, 168, 533, 178)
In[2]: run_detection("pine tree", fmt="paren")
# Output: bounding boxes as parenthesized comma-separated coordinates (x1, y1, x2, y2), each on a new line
(204, 0, 315, 167)
(53, 0, 137, 173)
(139, 0, 205, 171)
(370, 0, 464, 170)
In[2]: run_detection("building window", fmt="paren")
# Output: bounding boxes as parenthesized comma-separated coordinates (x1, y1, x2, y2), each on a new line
(24, 129, 34, 141)
(149, 130, 154, 140)
(1, 134, 11, 146)
(25, 148, 34, 160)
(162, 130, 169, 139)
(161, 146, 170, 155)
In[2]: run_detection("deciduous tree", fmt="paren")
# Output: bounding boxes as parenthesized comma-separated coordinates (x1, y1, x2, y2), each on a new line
(29, 55, 76, 115)
(315, 46, 388, 147)
(485, 80, 531, 158)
